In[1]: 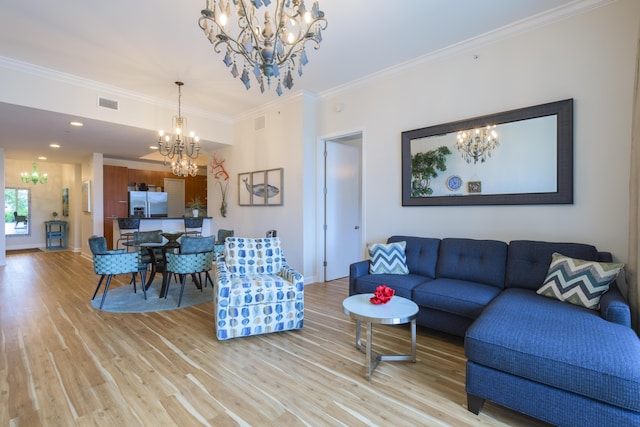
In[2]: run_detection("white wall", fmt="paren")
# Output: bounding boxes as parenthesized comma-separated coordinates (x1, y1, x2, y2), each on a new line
(317, 0, 640, 263)
(211, 93, 316, 280)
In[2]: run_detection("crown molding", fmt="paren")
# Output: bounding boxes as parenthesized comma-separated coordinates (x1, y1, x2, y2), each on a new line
(0, 55, 232, 124)
(320, 0, 614, 99)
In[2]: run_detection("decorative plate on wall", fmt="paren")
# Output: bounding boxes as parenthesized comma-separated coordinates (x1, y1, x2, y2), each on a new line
(446, 175, 462, 191)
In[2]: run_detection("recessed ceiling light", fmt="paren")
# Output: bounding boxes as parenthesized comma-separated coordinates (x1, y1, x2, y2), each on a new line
(38, 156, 47, 160)
(50, 143, 60, 148)
(69, 121, 83, 127)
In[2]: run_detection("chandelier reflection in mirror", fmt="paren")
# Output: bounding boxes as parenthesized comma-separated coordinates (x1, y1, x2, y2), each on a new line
(21, 162, 48, 185)
(455, 125, 499, 164)
(198, 0, 327, 95)
(157, 82, 201, 177)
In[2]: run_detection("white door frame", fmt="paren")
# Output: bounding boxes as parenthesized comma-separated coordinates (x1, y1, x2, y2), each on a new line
(316, 129, 366, 282)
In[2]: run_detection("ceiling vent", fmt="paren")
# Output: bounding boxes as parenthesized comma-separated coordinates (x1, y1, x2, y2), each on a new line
(254, 115, 266, 131)
(98, 97, 119, 111)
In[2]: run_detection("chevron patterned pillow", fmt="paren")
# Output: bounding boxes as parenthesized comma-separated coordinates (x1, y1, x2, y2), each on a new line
(537, 252, 623, 309)
(368, 241, 409, 275)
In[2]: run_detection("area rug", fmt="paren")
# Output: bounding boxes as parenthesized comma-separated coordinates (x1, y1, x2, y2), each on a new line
(91, 278, 213, 313)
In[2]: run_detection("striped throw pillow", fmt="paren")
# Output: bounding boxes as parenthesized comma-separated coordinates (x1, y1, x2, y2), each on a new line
(368, 241, 409, 275)
(537, 252, 623, 309)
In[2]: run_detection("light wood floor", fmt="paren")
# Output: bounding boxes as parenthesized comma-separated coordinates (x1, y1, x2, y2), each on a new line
(0, 251, 550, 426)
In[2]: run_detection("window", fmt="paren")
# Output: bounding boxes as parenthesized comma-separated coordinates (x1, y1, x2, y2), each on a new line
(4, 187, 31, 236)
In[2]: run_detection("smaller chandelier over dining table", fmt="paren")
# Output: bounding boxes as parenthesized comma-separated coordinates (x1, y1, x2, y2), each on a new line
(455, 125, 499, 164)
(157, 82, 201, 177)
(198, 0, 327, 95)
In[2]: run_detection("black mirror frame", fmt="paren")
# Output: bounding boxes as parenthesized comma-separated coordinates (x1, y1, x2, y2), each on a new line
(401, 98, 574, 206)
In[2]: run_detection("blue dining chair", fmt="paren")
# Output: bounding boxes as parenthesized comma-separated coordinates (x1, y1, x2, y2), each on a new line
(89, 235, 146, 309)
(165, 236, 216, 307)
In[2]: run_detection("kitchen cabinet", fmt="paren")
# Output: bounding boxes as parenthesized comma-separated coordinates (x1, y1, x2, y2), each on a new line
(103, 165, 129, 249)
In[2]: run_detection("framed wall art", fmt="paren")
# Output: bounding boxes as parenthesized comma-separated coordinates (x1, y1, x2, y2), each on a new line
(82, 180, 91, 213)
(238, 172, 252, 206)
(238, 168, 284, 206)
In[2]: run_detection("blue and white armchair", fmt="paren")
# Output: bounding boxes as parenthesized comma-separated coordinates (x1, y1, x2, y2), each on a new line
(214, 237, 304, 340)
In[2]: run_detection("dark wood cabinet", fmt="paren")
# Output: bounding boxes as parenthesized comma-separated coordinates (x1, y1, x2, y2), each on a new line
(102, 167, 208, 248)
(103, 165, 129, 249)
(128, 169, 207, 208)
(185, 175, 207, 207)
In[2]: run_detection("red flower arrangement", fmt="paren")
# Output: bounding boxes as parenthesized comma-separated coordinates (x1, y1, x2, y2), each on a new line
(370, 285, 395, 304)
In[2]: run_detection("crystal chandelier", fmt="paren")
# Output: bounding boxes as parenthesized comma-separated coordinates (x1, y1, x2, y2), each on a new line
(455, 125, 499, 164)
(157, 82, 201, 177)
(21, 162, 48, 185)
(198, 0, 327, 95)
(170, 155, 200, 177)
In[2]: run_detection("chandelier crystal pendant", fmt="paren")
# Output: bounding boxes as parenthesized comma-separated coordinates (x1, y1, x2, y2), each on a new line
(455, 125, 499, 164)
(170, 154, 200, 177)
(198, 0, 328, 95)
(157, 82, 201, 177)
(21, 162, 48, 185)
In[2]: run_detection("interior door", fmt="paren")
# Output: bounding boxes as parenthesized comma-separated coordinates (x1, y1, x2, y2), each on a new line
(324, 139, 362, 281)
(164, 178, 185, 218)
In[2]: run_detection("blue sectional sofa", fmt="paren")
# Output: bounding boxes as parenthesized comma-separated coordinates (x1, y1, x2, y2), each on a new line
(349, 236, 640, 427)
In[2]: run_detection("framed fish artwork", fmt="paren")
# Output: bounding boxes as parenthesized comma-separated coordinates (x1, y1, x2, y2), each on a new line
(238, 172, 252, 206)
(238, 168, 284, 206)
(266, 168, 283, 206)
(251, 171, 266, 205)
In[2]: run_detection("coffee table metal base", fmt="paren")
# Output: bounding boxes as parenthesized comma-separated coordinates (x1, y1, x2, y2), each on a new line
(355, 318, 417, 380)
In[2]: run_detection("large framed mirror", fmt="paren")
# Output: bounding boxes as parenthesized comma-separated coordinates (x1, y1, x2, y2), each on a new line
(401, 99, 573, 206)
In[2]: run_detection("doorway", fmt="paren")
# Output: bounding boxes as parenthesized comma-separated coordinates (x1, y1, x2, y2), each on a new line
(322, 133, 363, 281)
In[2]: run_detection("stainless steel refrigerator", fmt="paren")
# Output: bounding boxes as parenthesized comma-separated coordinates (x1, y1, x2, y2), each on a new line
(129, 191, 168, 218)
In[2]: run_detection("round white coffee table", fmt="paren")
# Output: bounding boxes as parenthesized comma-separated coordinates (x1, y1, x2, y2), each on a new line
(343, 293, 418, 380)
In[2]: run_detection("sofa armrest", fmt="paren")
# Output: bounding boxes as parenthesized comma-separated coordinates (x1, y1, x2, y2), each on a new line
(349, 260, 370, 295)
(279, 262, 304, 285)
(599, 284, 631, 327)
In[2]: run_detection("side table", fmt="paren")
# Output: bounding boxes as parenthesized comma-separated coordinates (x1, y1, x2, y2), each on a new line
(343, 293, 419, 380)
(45, 221, 68, 250)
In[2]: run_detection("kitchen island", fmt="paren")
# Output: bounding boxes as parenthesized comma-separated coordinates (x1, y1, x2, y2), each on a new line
(112, 217, 214, 240)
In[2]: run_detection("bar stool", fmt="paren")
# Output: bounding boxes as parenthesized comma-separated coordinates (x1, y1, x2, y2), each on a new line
(184, 216, 204, 237)
(116, 217, 140, 250)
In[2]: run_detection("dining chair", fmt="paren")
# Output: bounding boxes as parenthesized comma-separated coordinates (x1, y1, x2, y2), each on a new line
(216, 229, 234, 245)
(214, 229, 234, 260)
(116, 217, 140, 250)
(88, 235, 146, 309)
(180, 235, 216, 287)
(183, 216, 204, 237)
(165, 241, 215, 307)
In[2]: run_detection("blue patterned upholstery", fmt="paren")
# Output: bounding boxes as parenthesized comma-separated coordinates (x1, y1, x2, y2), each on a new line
(89, 235, 146, 309)
(215, 237, 304, 340)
